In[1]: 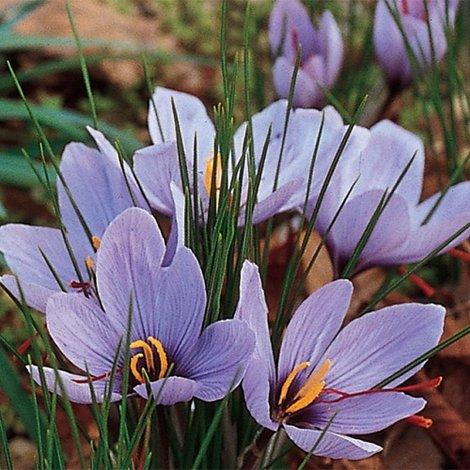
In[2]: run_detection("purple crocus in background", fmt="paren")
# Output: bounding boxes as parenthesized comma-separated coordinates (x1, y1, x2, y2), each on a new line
(134, 88, 368, 226)
(0, 128, 147, 311)
(236, 261, 444, 460)
(374, 0, 459, 89)
(29, 208, 255, 405)
(269, 0, 343, 108)
(308, 119, 470, 275)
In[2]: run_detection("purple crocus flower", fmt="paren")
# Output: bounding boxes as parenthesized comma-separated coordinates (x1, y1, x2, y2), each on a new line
(236, 261, 445, 460)
(0, 128, 148, 312)
(28, 208, 255, 405)
(269, 0, 343, 108)
(374, 0, 459, 89)
(308, 119, 470, 275)
(134, 88, 368, 226)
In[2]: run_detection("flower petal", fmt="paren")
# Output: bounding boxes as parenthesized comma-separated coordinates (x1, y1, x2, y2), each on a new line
(0, 274, 54, 313)
(318, 10, 343, 86)
(152, 247, 206, 362)
(284, 424, 382, 460)
(0, 224, 86, 292)
(234, 261, 275, 381)
(327, 191, 411, 273)
(47, 292, 121, 375)
(58, 128, 144, 247)
(162, 183, 186, 267)
(133, 142, 180, 216)
(28, 365, 121, 404)
(358, 120, 425, 205)
(134, 377, 197, 405)
(321, 303, 445, 391)
(96, 207, 165, 338)
(147, 87, 215, 165)
(306, 392, 425, 435)
(277, 280, 352, 382)
(179, 320, 255, 402)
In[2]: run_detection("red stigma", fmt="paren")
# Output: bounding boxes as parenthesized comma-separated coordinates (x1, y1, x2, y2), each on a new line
(72, 368, 122, 384)
(406, 414, 433, 428)
(448, 248, 470, 263)
(401, 0, 410, 15)
(397, 267, 435, 297)
(69, 280, 91, 294)
(17, 337, 33, 355)
(319, 376, 442, 404)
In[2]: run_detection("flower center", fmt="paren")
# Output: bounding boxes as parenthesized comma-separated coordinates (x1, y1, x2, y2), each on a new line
(129, 337, 168, 384)
(203, 154, 223, 200)
(278, 359, 331, 416)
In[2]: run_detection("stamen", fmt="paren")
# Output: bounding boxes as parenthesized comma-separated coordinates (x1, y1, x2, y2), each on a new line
(130, 353, 144, 384)
(278, 361, 310, 405)
(285, 359, 331, 414)
(130, 340, 155, 372)
(203, 154, 222, 198)
(92, 236, 101, 251)
(148, 337, 168, 379)
(85, 256, 95, 270)
(406, 414, 433, 428)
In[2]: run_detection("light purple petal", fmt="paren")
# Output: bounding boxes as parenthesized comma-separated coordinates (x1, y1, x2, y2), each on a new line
(272, 57, 324, 108)
(390, 181, 470, 263)
(318, 10, 343, 86)
(134, 377, 197, 405)
(0, 274, 53, 313)
(46, 292, 121, 376)
(373, 0, 412, 87)
(327, 191, 411, 273)
(284, 425, 382, 460)
(180, 320, 255, 402)
(307, 392, 425, 435)
(0, 224, 86, 291)
(28, 365, 121, 404)
(147, 87, 215, 166)
(277, 280, 352, 382)
(358, 120, 425, 205)
(152, 247, 206, 362)
(162, 183, 186, 267)
(58, 128, 144, 248)
(133, 142, 180, 215)
(321, 303, 445, 391)
(234, 261, 275, 381)
(249, 179, 304, 225)
(269, 0, 316, 60)
(96, 207, 165, 338)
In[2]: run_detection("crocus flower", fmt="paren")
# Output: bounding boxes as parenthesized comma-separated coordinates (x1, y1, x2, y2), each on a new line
(236, 261, 444, 460)
(0, 128, 147, 312)
(28, 208, 255, 405)
(134, 88, 368, 226)
(374, 0, 459, 89)
(269, 0, 343, 108)
(308, 119, 470, 275)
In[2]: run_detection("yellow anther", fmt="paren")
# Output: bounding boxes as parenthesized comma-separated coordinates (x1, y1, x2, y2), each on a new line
(92, 235, 101, 250)
(148, 337, 168, 379)
(278, 361, 310, 405)
(130, 340, 155, 372)
(203, 154, 222, 198)
(130, 353, 144, 384)
(85, 256, 95, 270)
(285, 359, 331, 414)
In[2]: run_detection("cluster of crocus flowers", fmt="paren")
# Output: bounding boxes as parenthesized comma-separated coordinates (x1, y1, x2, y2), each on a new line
(268, 0, 343, 108)
(236, 262, 445, 459)
(374, 0, 460, 89)
(29, 208, 256, 404)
